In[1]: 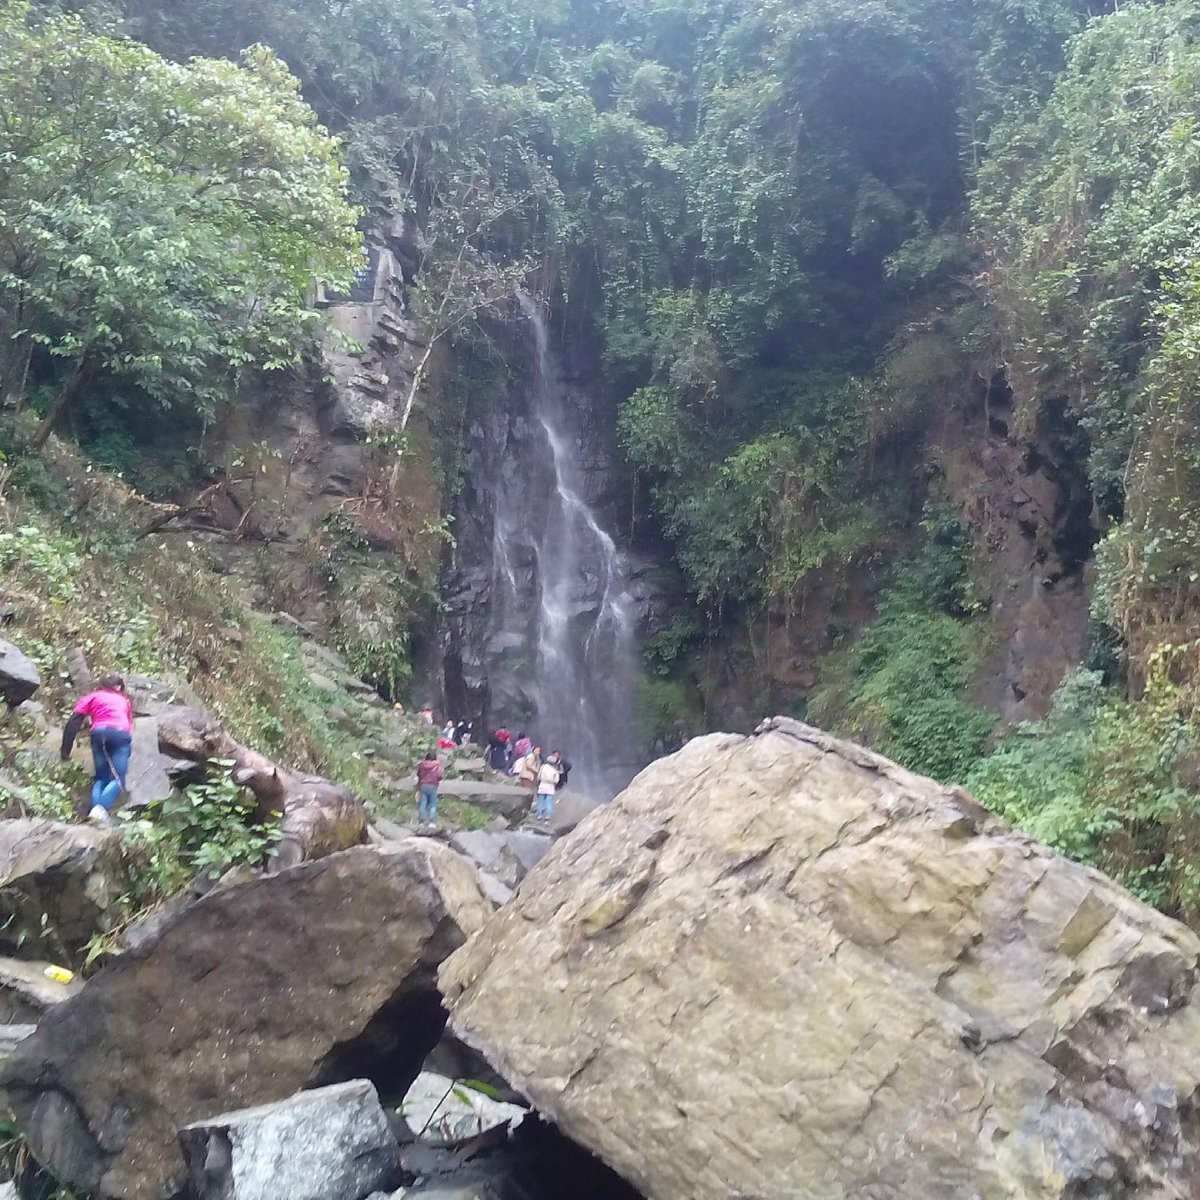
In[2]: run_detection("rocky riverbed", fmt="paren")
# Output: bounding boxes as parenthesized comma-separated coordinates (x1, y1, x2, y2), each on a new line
(4, 715, 1200, 1198)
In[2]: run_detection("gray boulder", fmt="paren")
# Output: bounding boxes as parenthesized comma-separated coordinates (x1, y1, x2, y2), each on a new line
(179, 1080, 402, 1200)
(123, 677, 208, 808)
(2, 840, 494, 1200)
(449, 830, 551, 889)
(416, 780, 531, 824)
(0, 819, 126, 962)
(0, 1023, 34, 1068)
(547, 790, 601, 836)
(0, 639, 40, 707)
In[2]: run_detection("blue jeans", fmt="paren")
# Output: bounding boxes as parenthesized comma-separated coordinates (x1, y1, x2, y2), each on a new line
(535, 791, 554, 820)
(418, 784, 439, 823)
(91, 727, 131, 811)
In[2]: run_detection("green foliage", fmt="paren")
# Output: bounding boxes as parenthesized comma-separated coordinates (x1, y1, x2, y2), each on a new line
(75, 0, 1099, 625)
(0, 750, 87, 823)
(967, 671, 1200, 922)
(832, 609, 994, 782)
(123, 775, 280, 900)
(336, 635, 412, 702)
(636, 673, 703, 754)
(977, 0, 1200, 704)
(642, 614, 702, 677)
(0, 0, 362, 439)
(0, 524, 80, 602)
(812, 505, 993, 782)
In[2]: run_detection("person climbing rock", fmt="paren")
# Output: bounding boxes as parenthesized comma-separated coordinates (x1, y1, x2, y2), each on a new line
(61, 674, 133, 824)
(510, 731, 532, 771)
(415, 748, 443, 827)
(534, 751, 562, 823)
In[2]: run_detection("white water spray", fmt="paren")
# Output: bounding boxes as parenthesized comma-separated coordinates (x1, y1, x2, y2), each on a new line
(479, 296, 639, 796)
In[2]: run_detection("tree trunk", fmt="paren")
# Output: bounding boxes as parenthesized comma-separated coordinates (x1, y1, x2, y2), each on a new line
(399, 336, 438, 433)
(0, 330, 32, 415)
(31, 356, 99, 450)
(156, 710, 370, 870)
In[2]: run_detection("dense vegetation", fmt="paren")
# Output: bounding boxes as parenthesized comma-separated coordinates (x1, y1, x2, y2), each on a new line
(4, 0, 1200, 924)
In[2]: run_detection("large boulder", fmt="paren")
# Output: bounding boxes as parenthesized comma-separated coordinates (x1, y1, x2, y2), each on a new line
(0, 639, 39, 707)
(122, 676, 208, 808)
(441, 717, 1200, 1200)
(2, 840, 494, 1200)
(411, 780, 531, 825)
(0, 819, 126, 962)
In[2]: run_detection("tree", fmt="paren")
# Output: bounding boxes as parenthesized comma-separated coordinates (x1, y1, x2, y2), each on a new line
(0, 1, 363, 447)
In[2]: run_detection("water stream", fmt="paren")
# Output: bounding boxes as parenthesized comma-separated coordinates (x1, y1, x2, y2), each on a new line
(444, 297, 639, 797)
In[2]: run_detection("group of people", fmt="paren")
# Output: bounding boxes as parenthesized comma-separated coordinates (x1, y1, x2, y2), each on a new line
(414, 721, 572, 828)
(57, 678, 573, 837)
(489, 727, 571, 822)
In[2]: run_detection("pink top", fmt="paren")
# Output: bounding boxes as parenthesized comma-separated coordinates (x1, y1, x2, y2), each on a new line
(73, 689, 133, 733)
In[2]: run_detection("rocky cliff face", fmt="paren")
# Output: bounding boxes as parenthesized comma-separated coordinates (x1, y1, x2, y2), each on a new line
(942, 376, 1099, 725)
(442, 717, 1200, 1200)
(183, 187, 442, 657)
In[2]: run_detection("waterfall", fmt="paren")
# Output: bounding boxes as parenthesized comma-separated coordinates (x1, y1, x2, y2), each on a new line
(445, 296, 639, 799)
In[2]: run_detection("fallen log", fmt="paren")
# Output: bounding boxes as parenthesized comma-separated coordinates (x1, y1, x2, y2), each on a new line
(156, 710, 368, 869)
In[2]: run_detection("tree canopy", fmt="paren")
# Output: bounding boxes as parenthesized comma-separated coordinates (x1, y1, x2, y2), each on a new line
(0, 0, 362, 444)
(18, 0, 1200, 921)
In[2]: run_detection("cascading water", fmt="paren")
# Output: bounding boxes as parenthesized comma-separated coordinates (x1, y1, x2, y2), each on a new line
(443, 296, 640, 798)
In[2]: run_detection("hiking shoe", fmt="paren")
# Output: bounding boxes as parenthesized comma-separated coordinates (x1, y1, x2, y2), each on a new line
(88, 805, 111, 825)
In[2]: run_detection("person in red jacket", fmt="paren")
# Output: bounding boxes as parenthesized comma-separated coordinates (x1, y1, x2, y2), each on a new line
(415, 748, 443, 827)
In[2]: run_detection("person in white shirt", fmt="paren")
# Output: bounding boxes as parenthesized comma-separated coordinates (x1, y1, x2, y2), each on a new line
(534, 751, 562, 822)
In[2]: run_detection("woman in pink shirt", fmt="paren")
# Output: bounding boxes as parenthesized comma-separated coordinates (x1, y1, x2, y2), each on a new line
(60, 675, 133, 823)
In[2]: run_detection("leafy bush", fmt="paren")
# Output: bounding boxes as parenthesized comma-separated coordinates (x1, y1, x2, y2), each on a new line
(831, 609, 994, 782)
(642, 614, 702, 677)
(636, 673, 703, 753)
(0, 525, 80, 602)
(337, 635, 412, 702)
(123, 775, 280, 901)
(812, 504, 993, 782)
(967, 671, 1200, 922)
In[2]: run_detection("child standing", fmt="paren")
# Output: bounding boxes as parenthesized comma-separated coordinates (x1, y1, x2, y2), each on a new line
(415, 748, 443, 827)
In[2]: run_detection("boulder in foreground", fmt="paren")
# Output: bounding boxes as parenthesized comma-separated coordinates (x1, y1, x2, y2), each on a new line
(179, 1079, 401, 1200)
(442, 717, 1200, 1200)
(0, 818, 126, 962)
(3, 841, 493, 1200)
